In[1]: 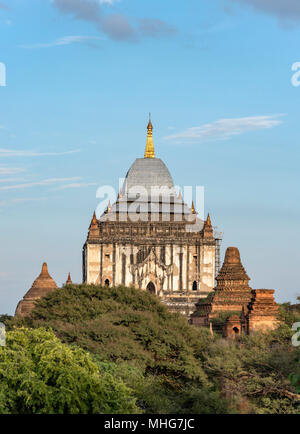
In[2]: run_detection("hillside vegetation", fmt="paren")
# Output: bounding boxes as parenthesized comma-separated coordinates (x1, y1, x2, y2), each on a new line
(6, 285, 300, 414)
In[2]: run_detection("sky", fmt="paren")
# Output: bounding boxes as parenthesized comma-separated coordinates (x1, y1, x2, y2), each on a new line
(0, 0, 300, 314)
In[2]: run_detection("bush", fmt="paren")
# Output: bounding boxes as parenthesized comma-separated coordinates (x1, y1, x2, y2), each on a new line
(0, 327, 138, 414)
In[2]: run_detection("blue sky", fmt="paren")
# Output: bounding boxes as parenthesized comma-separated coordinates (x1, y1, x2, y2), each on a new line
(0, 0, 300, 314)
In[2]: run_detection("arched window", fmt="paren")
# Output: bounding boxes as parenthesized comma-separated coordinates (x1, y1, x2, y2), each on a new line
(233, 327, 239, 335)
(146, 281, 156, 295)
(105, 279, 110, 287)
(192, 281, 197, 291)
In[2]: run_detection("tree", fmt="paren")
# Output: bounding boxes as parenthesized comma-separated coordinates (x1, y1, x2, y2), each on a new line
(0, 327, 138, 414)
(11, 285, 210, 387)
(203, 326, 300, 414)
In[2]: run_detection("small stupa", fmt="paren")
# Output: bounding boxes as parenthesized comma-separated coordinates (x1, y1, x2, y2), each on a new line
(15, 262, 57, 317)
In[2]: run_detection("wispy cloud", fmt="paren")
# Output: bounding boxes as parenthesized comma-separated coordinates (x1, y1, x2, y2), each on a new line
(52, 0, 177, 42)
(53, 182, 97, 191)
(0, 178, 26, 183)
(0, 149, 80, 157)
(0, 2, 8, 10)
(0, 177, 81, 191)
(0, 197, 47, 208)
(19, 35, 103, 49)
(0, 167, 25, 175)
(231, 0, 300, 25)
(164, 115, 283, 143)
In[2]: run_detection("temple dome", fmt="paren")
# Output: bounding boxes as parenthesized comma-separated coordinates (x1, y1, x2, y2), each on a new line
(123, 157, 175, 198)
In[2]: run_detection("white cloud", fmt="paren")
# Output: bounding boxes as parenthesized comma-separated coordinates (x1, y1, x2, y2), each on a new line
(53, 182, 97, 191)
(0, 177, 81, 191)
(99, 0, 119, 4)
(19, 35, 103, 49)
(0, 149, 80, 157)
(164, 115, 283, 143)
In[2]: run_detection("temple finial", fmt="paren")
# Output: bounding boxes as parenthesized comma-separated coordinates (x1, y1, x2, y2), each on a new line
(191, 201, 196, 214)
(203, 213, 213, 238)
(88, 211, 99, 239)
(144, 115, 155, 158)
(41, 262, 49, 276)
(66, 272, 72, 285)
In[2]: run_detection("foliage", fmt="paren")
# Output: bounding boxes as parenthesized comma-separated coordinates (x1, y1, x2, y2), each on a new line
(210, 311, 241, 330)
(0, 327, 138, 414)
(195, 292, 214, 305)
(203, 325, 300, 414)
(0, 314, 13, 326)
(10, 285, 210, 387)
(278, 302, 300, 327)
(7, 286, 300, 414)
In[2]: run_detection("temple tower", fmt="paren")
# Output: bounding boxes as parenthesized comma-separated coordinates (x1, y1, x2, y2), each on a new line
(83, 119, 220, 317)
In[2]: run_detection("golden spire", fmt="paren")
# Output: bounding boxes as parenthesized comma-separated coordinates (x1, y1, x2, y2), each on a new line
(144, 113, 155, 159)
(191, 201, 196, 214)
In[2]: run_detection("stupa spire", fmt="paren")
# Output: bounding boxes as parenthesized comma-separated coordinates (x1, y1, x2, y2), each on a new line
(191, 201, 196, 214)
(41, 262, 49, 276)
(144, 113, 155, 159)
(203, 213, 213, 238)
(66, 272, 72, 285)
(88, 211, 100, 239)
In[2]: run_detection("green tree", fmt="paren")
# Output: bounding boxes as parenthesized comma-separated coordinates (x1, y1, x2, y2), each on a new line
(0, 327, 139, 414)
(203, 326, 300, 414)
(11, 285, 210, 387)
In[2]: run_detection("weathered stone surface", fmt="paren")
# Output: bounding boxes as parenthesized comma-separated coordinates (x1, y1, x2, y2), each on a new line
(223, 315, 242, 338)
(246, 289, 279, 333)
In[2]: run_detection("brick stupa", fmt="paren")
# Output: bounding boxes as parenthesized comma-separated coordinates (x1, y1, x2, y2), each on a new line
(191, 247, 253, 326)
(15, 262, 57, 317)
(246, 289, 279, 333)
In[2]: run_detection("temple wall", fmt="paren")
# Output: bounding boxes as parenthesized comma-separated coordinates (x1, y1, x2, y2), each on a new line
(86, 244, 101, 284)
(85, 241, 216, 300)
(200, 245, 215, 293)
(248, 317, 279, 333)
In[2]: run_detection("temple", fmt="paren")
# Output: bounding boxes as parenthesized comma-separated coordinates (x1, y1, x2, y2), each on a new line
(82, 118, 221, 317)
(190, 247, 280, 336)
(15, 118, 280, 335)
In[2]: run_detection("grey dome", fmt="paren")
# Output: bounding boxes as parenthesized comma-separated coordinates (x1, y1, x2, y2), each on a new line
(123, 158, 175, 198)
